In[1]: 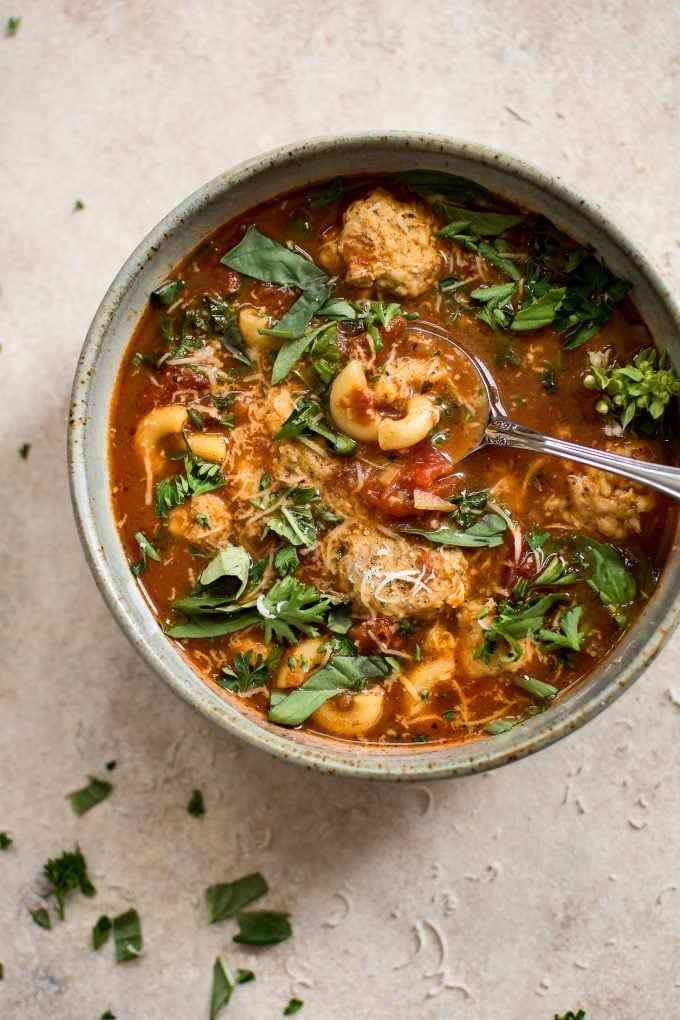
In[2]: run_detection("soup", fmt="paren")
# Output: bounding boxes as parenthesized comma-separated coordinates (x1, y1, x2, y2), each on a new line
(109, 172, 678, 746)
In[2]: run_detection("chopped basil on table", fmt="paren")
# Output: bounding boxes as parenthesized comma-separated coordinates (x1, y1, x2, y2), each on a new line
(68, 775, 112, 815)
(112, 908, 142, 962)
(206, 872, 269, 923)
(233, 909, 292, 945)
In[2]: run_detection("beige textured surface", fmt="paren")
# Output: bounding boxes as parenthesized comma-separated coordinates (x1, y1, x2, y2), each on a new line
(1, 2, 679, 1017)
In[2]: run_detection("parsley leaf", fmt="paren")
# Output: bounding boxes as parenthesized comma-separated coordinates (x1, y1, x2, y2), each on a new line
(233, 910, 292, 945)
(30, 907, 52, 929)
(206, 872, 269, 923)
(154, 455, 224, 517)
(274, 396, 357, 454)
(187, 789, 205, 817)
(112, 908, 142, 962)
(68, 776, 112, 815)
(537, 604, 587, 651)
(216, 650, 277, 694)
(475, 593, 569, 662)
(43, 846, 95, 920)
(211, 957, 235, 1020)
(274, 544, 300, 577)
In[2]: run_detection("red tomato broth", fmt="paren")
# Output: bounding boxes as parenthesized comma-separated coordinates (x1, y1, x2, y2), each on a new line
(109, 174, 676, 747)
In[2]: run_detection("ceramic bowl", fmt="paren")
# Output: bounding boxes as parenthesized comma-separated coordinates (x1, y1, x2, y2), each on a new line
(68, 132, 680, 781)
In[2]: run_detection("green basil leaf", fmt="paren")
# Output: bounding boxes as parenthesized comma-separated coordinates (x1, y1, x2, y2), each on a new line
(237, 969, 255, 984)
(271, 322, 332, 385)
(284, 999, 305, 1015)
(92, 915, 112, 950)
(199, 545, 251, 596)
(206, 872, 269, 923)
(308, 177, 344, 208)
(511, 288, 567, 331)
(221, 227, 328, 289)
(403, 512, 507, 548)
(68, 775, 112, 816)
(210, 956, 235, 1020)
(514, 675, 559, 700)
(274, 278, 331, 339)
(397, 170, 486, 202)
(575, 536, 636, 623)
(112, 908, 142, 963)
(269, 655, 393, 726)
(233, 910, 292, 946)
(437, 206, 525, 236)
(166, 611, 261, 639)
(151, 279, 184, 307)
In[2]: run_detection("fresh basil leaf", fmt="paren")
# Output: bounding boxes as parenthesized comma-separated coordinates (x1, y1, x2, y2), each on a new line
(284, 999, 304, 1015)
(274, 279, 332, 341)
(484, 704, 545, 734)
(199, 545, 251, 596)
(68, 776, 112, 816)
(271, 322, 333, 385)
(477, 241, 522, 281)
(221, 227, 328, 289)
(326, 603, 353, 634)
(113, 908, 142, 963)
(308, 178, 344, 207)
(511, 288, 566, 332)
(575, 536, 636, 623)
(273, 396, 357, 454)
(187, 789, 205, 817)
(165, 611, 261, 639)
(30, 907, 52, 930)
(130, 531, 161, 576)
(233, 910, 292, 946)
(151, 279, 184, 307)
(269, 655, 393, 726)
(402, 512, 507, 548)
(397, 170, 486, 202)
(210, 956, 235, 1020)
(437, 206, 525, 237)
(237, 969, 255, 984)
(92, 915, 112, 950)
(264, 505, 316, 548)
(206, 872, 269, 923)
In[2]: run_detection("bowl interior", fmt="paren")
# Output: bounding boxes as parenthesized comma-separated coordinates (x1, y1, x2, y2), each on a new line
(69, 133, 680, 780)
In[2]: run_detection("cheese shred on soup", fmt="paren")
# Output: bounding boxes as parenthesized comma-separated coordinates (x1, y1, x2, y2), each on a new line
(110, 172, 679, 745)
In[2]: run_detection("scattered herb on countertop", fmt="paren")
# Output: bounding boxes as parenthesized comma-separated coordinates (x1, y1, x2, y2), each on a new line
(284, 998, 304, 1015)
(237, 968, 255, 984)
(30, 907, 52, 930)
(43, 845, 95, 920)
(206, 873, 268, 923)
(18, 442, 30, 459)
(112, 908, 142, 962)
(187, 789, 205, 817)
(554, 1012, 586, 1020)
(0, 832, 12, 850)
(92, 915, 112, 950)
(6, 16, 20, 35)
(74, 198, 85, 211)
(210, 956, 235, 1019)
(68, 775, 112, 815)
(233, 910, 292, 945)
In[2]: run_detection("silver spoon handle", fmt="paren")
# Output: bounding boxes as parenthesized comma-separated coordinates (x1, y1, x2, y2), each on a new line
(485, 417, 680, 499)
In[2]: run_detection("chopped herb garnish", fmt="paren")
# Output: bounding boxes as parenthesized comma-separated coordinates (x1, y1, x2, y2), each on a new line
(130, 531, 161, 577)
(411, 733, 429, 743)
(154, 454, 224, 517)
(151, 278, 184, 308)
(540, 367, 557, 394)
(274, 396, 357, 454)
(269, 655, 394, 726)
(216, 649, 279, 694)
(43, 846, 95, 920)
(74, 198, 85, 211)
(210, 957, 235, 1020)
(206, 872, 269, 923)
(237, 969, 255, 984)
(187, 789, 205, 817)
(397, 169, 487, 203)
(583, 347, 680, 432)
(233, 910, 292, 946)
(403, 511, 507, 549)
(105, 760, 116, 771)
(441, 710, 457, 720)
(18, 442, 30, 459)
(30, 907, 52, 930)
(274, 544, 300, 577)
(186, 407, 204, 429)
(100, 1013, 116, 1019)
(6, 16, 21, 36)
(0, 832, 12, 850)
(554, 1012, 586, 1020)
(514, 675, 559, 700)
(92, 914, 112, 950)
(68, 775, 112, 815)
(112, 908, 142, 962)
(284, 999, 304, 1015)
(308, 177, 344, 208)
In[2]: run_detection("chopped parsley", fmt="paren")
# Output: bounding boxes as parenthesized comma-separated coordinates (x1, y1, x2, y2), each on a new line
(43, 846, 95, 920)
(187, 789, 205, 818)
(237, 968, 255, 984)
(6, 16, 20, 35)
(284, 999, 304, 1015)
(74, 198, 85, 211)
(154, 454, 224, 517)
(18, 442, 30, 459)
(216, 649, 280, 694)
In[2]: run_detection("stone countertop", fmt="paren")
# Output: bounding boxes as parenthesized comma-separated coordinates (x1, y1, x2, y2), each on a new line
(1, 2, 678, 1018)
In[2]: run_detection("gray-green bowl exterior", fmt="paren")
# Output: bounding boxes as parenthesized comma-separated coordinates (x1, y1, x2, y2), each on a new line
(68, 132, 680, 781)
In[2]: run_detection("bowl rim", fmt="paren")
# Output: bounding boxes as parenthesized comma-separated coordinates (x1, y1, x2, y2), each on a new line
(68, 130, 680, 781)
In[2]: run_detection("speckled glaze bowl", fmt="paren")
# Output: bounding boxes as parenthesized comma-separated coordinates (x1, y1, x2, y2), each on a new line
(68, 133, 680, 781)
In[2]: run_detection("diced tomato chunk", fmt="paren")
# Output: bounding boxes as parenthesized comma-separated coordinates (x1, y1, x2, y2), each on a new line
(349, 618, 396, 654)
(363, 442, 459, 519)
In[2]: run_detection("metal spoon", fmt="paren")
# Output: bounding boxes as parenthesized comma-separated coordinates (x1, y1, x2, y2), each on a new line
(420, 327, 680, 499)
